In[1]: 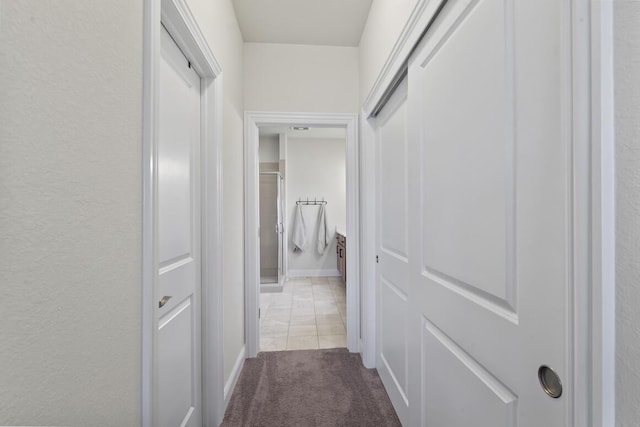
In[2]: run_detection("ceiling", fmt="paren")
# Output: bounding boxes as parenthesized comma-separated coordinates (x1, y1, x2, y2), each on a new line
(231, 0, 374, 47)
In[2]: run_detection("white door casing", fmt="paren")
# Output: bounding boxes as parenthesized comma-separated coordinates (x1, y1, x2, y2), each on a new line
(157, 25, 202, 427)
(142, 0, 225, 425)
(244, 112, 359, 357)
(372, 0, 591, 424)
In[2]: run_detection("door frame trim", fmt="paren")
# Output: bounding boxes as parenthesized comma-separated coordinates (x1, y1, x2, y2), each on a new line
(360, 0, 615, 424)
(142, 0, 225, 426)
(244, 111, 360, 358)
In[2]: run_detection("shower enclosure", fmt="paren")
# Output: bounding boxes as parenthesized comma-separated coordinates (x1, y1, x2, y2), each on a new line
(259, 171, 284, 289)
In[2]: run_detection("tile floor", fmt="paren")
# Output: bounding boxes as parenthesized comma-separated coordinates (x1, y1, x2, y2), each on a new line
(260, 276, 347, 351)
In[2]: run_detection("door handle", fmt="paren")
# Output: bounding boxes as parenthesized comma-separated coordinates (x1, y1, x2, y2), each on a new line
(159, 295, 172, 308)
(538, 365, 562, 398)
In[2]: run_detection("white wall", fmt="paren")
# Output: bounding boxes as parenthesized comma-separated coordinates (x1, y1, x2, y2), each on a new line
(286, 137, 346, 275)
(0, 2, 143, 425)
(358, 0, 418, 103)
(0, 1, 245, 423)
(259, 135, 280, 163)
(615, 0, 640, 424)
(244, 43, 359, 113)
(184, 0, 246, 384)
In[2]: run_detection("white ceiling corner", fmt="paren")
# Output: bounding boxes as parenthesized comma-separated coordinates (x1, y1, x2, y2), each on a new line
(232, 0, 373, 47)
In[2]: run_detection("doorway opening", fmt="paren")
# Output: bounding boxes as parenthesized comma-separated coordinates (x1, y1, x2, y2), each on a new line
(257, 126, 348, 351)
(244, 112, 359, 359)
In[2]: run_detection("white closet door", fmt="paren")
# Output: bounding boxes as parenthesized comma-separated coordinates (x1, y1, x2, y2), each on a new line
(156, 25, 202, 427)
(406, 0, 570, 425)
(375, 79, 413, 426)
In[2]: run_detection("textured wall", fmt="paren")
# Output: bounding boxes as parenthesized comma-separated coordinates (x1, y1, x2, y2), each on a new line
(184, 0, 246, 384)
(358, 0, 418, 104)
(0, 1, 143, 425)
(244, 42, 359, 113)
(615, 1, 640, 425)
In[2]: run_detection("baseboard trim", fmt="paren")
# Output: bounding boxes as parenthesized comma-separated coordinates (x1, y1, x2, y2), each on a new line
(223, 345, 246, 410)
(288, 269, 341, 278)
(260, 282, 284, 293)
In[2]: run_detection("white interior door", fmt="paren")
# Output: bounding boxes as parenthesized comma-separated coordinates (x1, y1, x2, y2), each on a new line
(375, 78, 411, 426)
(376, 0, 572, 425)
(156, 25, 202, 427)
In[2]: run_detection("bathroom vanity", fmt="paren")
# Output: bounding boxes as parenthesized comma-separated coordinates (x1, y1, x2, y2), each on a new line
(336, 232, 346, 284)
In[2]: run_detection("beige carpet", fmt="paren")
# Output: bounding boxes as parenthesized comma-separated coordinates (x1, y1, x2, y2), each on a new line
(222, 349, 401, 427)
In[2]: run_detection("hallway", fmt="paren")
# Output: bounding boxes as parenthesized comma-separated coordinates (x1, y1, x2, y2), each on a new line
(221, 349, 400, 426)
(1, 0, 627, 426)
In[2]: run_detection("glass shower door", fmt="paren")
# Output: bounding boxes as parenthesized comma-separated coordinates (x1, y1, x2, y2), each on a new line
(259, 171, 283, 287)
(276, 174, 284, 286)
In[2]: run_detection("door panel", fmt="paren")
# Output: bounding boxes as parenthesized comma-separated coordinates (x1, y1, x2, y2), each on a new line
(422, 319, 517, 427)
(376, 79, 410, 426)
(373, 0, 571, 424)
(157, 25, 202, 427)
(419, 0, 515, 310)
(158, 298, 197, 427)
(379, 100, 410, 260)
(408, 0, 568, 425)
(379, 277, 409, 402)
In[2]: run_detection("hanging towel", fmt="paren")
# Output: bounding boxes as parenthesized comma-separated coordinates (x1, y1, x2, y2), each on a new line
(292, 204, 307, 252)
(316, 204, 329, 254)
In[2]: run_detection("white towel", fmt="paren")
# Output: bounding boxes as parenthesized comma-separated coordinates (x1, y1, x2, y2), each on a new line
(292, 204, 307, 252)
(316, 204, 329, 254)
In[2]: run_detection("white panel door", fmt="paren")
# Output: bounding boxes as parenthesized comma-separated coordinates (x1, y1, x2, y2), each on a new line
(375, 79, 414, 426)
(406, 0, 570, 425)
(157, 26, 202, 427)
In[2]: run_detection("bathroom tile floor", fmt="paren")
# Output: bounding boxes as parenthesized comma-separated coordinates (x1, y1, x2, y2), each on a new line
(260, 276, 347, 351)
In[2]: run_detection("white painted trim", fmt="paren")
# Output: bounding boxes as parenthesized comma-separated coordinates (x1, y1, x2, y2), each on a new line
(587, 1, 616, 425)
(201, 74, 225, 427)
(362, 0, 447, 117)
(244, 113, 261, 358)
(160, 0, 221, 77)
(142, 1, 224, 426)
(141, 2, 160, 426)
(358, 0, 615, 423)
(288, 269, 341, 278)
(279, 133, 289, 285)
(223, 345, 246, 410)
(245, 112, 360, 358)
(359, 111, 377, 369)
